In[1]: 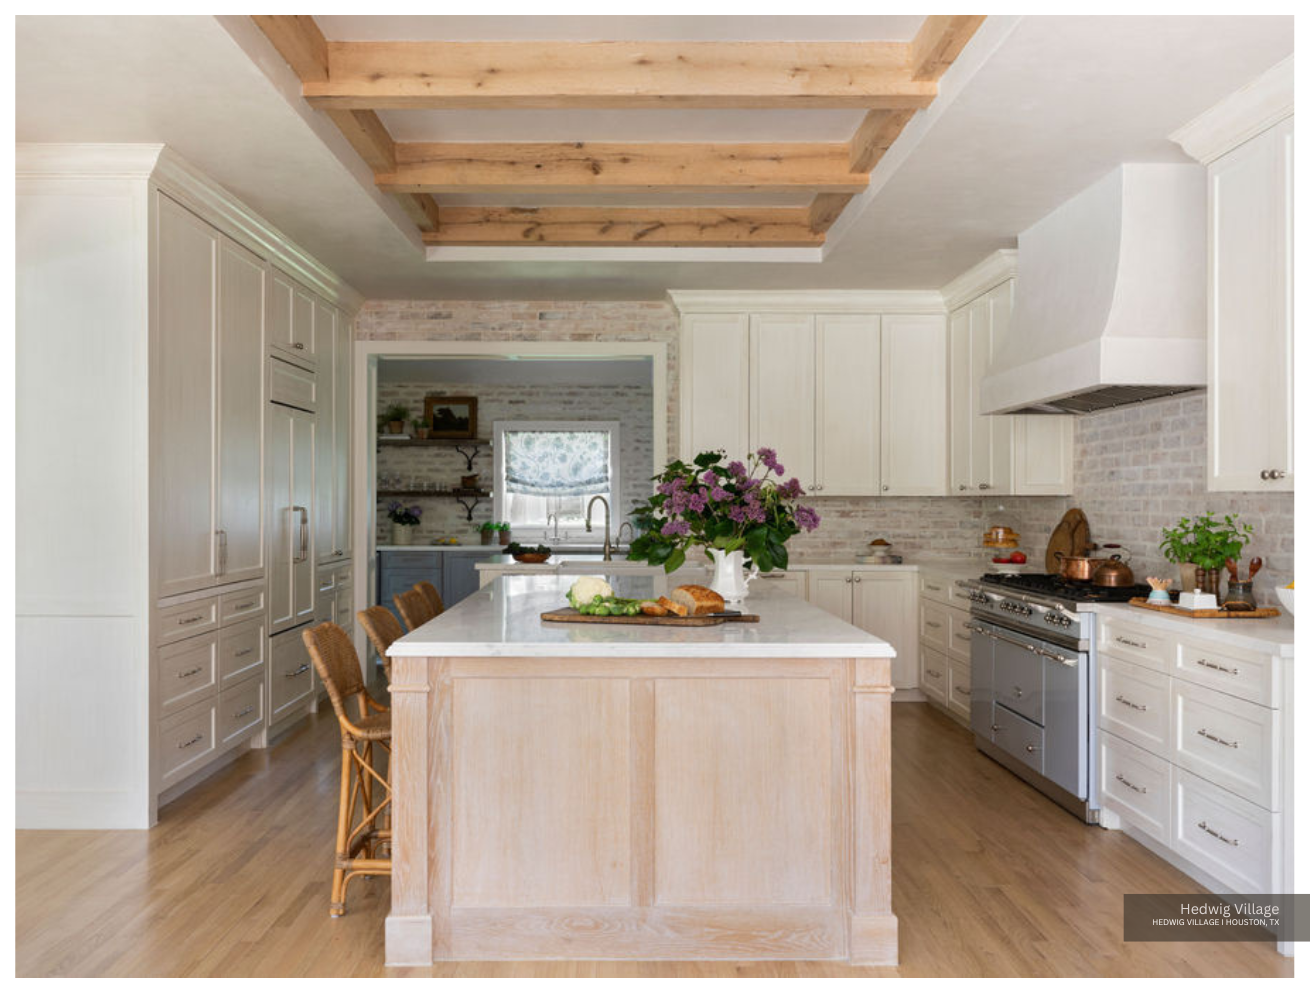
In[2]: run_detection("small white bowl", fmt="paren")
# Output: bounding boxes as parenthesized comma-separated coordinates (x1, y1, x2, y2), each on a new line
(1276, 587, 1294, 615)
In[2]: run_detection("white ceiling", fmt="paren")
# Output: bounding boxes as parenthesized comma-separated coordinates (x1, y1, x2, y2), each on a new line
(377, 356, 654, 387)
(15, 15, 1293, 300)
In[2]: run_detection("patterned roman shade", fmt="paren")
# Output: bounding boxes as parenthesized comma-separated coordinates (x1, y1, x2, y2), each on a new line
(503, 430, 610, 497)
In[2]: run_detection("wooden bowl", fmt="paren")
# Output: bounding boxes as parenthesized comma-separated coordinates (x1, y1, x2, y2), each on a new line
(512, 552, 551, 564)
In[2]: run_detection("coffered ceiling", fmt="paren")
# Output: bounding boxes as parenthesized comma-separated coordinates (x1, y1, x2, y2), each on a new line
(251, 14, 983, 248)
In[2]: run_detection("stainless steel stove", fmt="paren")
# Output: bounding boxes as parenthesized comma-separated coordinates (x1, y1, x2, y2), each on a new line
(955, 573, 1151, 823)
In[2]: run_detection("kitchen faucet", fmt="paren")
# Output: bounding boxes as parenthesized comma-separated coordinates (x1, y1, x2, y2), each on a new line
(545, 512, 559, 541)
(585, 496, 613, 561)
(615, 521, 635, 551)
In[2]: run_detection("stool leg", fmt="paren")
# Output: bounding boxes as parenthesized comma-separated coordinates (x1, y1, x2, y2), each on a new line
(330, 742, 351, 917)
(361, 741, 374, 859)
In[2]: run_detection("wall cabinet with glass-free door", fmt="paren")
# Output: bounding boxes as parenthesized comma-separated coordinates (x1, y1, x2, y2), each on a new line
(949, 278, 1074, 496)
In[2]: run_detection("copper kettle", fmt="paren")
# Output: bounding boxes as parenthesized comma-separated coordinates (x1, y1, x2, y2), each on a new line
(1092, 547, 1135, 587)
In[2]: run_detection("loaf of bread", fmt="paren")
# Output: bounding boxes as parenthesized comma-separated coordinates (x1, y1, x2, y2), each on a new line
(657, 595, 688, 617)
(640, 601, 669, 617)
(669, 584, 726, 616)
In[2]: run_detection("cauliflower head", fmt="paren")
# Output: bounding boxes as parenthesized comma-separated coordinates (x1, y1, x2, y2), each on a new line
(567, 576, 614, 608)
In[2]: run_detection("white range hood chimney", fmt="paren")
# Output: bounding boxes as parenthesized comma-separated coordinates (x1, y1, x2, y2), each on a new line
(980, 163, 1206, 415)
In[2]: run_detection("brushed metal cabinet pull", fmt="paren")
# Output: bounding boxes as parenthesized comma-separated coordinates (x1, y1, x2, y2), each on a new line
(924, 621, 942, 629)
(1195, 658, 1238, 675)
(233, 706, 255, 719)
(1196, 727, 1239, 749)
(1115, 635, 1147, 649)
(1115, 773, 1147, 794)
(925, 668, 942, 678)
(1198, 820, 1240, 846)
(285, 663, 311, 678)
(234, 648, 254, 658)
(1115, 694, 1148, 712)
(178, 666, 203, 679)
(178, 734, 203, 750)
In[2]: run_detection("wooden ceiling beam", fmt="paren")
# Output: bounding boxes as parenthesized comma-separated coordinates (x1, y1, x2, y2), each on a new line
(250, 15, 328, 82)
(847, 108, 916, 173)
(422, 206, 823, 247)
(910, 15, 987, 82)
(301, 41, 938, 110)
(807, 194, 854, 234)
(376, 141, 868, 195)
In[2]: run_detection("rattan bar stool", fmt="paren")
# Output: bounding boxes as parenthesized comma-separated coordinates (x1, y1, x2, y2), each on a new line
(393, 586, 436, 632)
(301, 621, 392, 918)
(357, 604, 405, 682)
(415, 580, 445, 619)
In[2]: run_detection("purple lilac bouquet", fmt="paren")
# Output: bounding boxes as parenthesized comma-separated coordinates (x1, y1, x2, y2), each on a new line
(386, 501, 423, 526)
(627, 448, 820, 573)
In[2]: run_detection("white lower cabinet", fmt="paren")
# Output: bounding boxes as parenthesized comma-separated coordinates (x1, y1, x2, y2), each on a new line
(218, 672, 265, 747)
(753, 570, 807, 600)
(946, 659, 972, 721)
(1097, 614, 1289, 902)
(917, 569, 973, 724)
(269, 626, 315, 723)
(919, 646, 949, 704)
(158, 698, 218, 787)
(804, 570, 918, 689)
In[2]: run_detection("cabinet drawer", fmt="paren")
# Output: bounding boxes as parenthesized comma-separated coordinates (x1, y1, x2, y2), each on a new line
(1172, 768, 1273, 893)
(947, 659, 971, 720)
(1174, 638, 1274, 707)
(270, 631, 315, 718)
(269, 358, 316, 412)
(1099, 731, 1171, 844)
(218, 617, 265, 685)
(158, 698, 217, 784)
(992, 707, 1043, 776)
(218, 673, 265, 746)
(947, 609, 973, 662)
(993, 641, 1043, 726)
(1099, 617, 1172, 672)
(317, 570, 337, 594)
(381, 550, 441, 570)
(1098, 654, 1170, 757)
(920, 601, 950, 653)
(157, 634, 218, 716)
(919, 574, 951, 605)
(920, 646, 949, 702)
(219, 587, 264, 626)
(1171, 680, 1277, 809)
(157, 596, 219, 645)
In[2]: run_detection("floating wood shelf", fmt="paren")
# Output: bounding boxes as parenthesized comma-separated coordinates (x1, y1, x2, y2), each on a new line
(377, 437, 491, 471)
(378, 488, 492, 521)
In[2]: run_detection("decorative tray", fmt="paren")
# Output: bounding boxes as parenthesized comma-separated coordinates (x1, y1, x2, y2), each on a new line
(1128, 597, 1280, 620)
(541, 608, 759, 627)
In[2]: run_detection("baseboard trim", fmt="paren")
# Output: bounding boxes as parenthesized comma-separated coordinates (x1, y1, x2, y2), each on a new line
(386, 915, 434, 966)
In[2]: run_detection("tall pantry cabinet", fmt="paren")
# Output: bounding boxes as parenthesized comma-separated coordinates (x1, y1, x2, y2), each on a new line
(16, 145, 360, 829)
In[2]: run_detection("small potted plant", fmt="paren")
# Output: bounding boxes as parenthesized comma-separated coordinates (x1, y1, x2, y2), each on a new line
(387, 501, 422, 545)
(496, 522, 512, 546)
(380, 403, 410, 435)
(1160, 512, 1254, 595)
(479, 520, 497, 546)
(412, 417, 430, 441)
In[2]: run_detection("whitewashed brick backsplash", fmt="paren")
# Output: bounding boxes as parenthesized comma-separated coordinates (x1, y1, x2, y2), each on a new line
(376, 379, 654, 543)
(359, 304, 1293, 598)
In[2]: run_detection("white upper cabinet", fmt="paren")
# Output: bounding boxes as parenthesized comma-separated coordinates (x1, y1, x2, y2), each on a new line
(815, 315, 881, 496)
(334, 311, 353, 561)
(155, 194, 220, 598)
(880, 315, 948, 496)
(215, 238, 266, 584)
(680, 313, 750, 460)
(749, 314, 816, 487)
(948, 275, 1073, 497)
(267, 267, 317, 366)
(1207, 118, 1293, 491)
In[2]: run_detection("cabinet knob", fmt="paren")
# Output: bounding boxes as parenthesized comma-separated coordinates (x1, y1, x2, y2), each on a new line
(292, 341, 305, 350)
(978, 482, 992, 490)
(1269, 469, 1286, 480)
(958, 484, 968, 491)
(882, 485, 889, 492)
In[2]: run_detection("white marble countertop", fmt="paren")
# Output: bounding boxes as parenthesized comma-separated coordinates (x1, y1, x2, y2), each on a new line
(1096, 601, 1295, 657)
(475, 554, 987, 574)
(389, 573, 896, 659)
(377, 544, 506, 554)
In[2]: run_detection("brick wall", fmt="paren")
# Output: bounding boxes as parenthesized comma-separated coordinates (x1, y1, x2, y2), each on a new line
(359, 303, 1294, 597)
(993, 394, 1293, 599)
(376, 379, 654, 543)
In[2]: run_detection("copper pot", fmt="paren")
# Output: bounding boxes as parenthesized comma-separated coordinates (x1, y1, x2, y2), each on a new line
(1054, 551, 1107, 582)
(1093, 553, 1135, 587)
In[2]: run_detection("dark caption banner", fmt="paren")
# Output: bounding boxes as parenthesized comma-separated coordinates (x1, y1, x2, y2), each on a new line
(1124, 894, 1310, 943)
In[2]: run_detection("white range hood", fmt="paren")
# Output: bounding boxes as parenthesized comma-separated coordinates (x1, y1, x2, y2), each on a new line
(980, 163, 1206, 415)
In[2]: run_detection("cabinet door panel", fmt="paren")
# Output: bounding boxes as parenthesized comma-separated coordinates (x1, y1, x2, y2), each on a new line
(982, 283, 1014, 494)
(268, 404, 315, 632)
(853, 572, 917, 690)
(334, 309, 353, 560)
(807, 573, 853, 625)
(966, 296, 993, 492)
(216, 238, 265, 583)
(815, 315, 880, 496)
(314, 300, 337, 565)
(880, 315, 948, 496)
(291, 407, 316, 626)
(749, 314, 815, 487)
(1012, 415, 1074, 495)
(948, 306, 973, 493)
(156, 194, 219, 597)
(1208, 119, 1293, 491)
(681, 314, 749, 459)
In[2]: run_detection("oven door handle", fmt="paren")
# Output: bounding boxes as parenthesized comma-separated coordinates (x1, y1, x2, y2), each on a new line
(1037, 647, 1078, 667)
(969, 624, 1048, 657)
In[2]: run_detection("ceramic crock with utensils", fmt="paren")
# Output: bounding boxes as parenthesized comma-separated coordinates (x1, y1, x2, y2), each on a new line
(1222, 556, 1262, 611)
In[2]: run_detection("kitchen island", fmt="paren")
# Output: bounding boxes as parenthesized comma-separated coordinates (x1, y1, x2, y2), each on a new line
(384, 574, 898, 966)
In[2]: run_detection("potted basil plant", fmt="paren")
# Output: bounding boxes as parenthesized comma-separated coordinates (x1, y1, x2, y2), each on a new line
(1160, 513, 1253, 595)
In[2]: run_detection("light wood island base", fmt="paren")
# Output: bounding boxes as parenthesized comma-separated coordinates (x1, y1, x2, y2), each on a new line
(386, 653, 896, 965)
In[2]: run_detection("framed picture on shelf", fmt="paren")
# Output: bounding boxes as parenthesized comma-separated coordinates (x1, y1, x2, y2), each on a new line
(423, 395, 478, 439)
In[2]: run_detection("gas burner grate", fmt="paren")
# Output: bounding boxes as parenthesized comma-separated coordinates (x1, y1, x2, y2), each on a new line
(979, 572, 1152, 603)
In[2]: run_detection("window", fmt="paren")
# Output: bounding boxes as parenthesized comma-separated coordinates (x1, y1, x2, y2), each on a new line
(493, 421, 621, 539)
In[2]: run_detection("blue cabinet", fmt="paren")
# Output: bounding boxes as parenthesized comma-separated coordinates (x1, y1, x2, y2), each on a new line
(377, 549, 496, 623)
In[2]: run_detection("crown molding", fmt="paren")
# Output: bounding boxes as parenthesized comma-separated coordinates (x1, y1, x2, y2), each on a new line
(666, 289, 945, 315)
(16, 142, 364, 314)
(1170, 56, 1293, 165)
(939, 248, 1019, 311)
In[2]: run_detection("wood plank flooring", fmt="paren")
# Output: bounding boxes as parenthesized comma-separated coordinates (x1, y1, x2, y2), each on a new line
(16, 702, 1292, 977)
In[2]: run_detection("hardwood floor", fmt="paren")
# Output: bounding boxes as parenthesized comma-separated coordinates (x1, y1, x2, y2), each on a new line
(16, 702, 1292, 977)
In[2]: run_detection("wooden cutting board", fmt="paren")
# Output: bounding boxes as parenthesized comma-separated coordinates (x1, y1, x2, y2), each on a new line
(541, 608, 760, 627)
(1129, 598, 1280, 619)
(1045, 508, 1090, 572)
